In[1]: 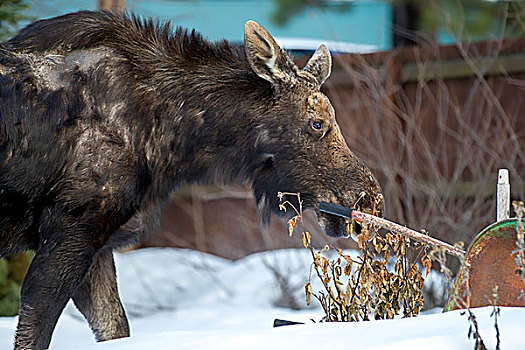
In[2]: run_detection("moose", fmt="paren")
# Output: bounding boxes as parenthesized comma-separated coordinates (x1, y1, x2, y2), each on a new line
(0, 11, 383, 349)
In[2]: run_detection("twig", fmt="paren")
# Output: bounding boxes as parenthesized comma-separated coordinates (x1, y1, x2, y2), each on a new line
(491, 306, 501, 350)
(349, 247, 368, 306)
(466, 309, 487, 350)
(331, 261, 346, 319)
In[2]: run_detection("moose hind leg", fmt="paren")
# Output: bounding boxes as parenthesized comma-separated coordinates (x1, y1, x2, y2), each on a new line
(72, 250, 130, 342)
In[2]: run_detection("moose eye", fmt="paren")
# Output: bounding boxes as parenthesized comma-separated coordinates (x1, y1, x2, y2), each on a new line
(311, 121, 323, 131)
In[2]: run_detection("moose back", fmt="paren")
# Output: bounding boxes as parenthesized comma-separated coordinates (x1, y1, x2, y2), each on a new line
(0, 11, 383, 349)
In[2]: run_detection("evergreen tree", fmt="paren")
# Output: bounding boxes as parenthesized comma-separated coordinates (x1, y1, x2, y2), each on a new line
(0, 1, 32, 316)
(0, 0, 30, 41)
(0, 254, 31, 316)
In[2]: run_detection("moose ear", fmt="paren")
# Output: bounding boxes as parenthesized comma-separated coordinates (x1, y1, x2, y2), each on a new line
(244, 20, 288, 84)
(304, 44, 332, 85)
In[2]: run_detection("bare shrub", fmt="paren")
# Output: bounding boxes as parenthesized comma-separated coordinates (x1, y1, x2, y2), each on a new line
(280, 192, 430, 321)
(143, 3, 524, 312)
(326, 32, 525, 253)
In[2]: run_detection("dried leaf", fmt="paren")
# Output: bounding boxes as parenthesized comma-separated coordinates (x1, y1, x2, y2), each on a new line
(335, 265, 342, 277)
(321, 257, 329, 274)
(343, 255, 353, 270)
(357, 233, 366, 249)
(305, 282, 312, 305)
(302, 231, 311, 248)
(421, 255, 432, 276)
(287, 216, 298, 236)
(314, 253, 321, 267)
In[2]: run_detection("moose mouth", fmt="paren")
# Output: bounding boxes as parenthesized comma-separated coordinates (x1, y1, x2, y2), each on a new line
(315, 202, 366, 238)
(316, 210, 357, 238)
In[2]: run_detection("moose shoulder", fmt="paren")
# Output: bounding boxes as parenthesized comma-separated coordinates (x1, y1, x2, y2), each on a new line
(0, 11, 383, 349)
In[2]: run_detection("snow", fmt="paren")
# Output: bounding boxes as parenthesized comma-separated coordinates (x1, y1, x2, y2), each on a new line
(274, 37, 378, 54)
(1, 248, 524, 349)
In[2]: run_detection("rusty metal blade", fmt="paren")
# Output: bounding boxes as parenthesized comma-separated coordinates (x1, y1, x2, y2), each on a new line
(445, 218, 525, 311)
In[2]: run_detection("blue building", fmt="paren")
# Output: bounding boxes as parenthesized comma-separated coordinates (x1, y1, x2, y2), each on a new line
(22, 0, 393, 53)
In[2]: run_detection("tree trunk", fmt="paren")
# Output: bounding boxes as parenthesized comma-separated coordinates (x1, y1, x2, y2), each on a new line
(392, 2, 420, 47)
(98, 0, 125, 11)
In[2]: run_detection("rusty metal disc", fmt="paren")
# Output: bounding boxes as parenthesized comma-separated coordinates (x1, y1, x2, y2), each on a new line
(445, 218, 525, 311)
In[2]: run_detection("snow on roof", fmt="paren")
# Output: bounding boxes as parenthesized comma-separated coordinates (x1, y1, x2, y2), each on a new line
(275, 37, 379, 54)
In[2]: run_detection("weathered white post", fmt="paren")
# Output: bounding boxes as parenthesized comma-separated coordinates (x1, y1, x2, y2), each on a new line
(497, 168, 510, 221)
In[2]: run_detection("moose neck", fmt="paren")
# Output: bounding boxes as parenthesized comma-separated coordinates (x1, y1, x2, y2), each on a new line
(6, 12, 280, 203)
(140, 52, 275, 199)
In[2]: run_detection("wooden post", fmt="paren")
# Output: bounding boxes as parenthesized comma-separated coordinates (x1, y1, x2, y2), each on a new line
(497, 168, 510, 221)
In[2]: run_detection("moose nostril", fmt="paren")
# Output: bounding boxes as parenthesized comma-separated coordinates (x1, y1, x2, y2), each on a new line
(354, 221, 362, 235)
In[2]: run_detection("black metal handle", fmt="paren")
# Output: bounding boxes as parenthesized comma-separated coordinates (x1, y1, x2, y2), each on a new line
(273, 319, 304, 327)
(319, 201, 353, 219)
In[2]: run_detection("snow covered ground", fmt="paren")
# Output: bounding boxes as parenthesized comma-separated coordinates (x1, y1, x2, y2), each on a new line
(1, 248, 524, 349)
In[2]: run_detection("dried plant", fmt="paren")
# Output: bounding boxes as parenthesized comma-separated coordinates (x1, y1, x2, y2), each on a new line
(279, 192, 430, 322)
(488, 286, 501, 350)
(464, 309, 487, 350)
(512, 200, 525, 300)
(430, 242, 468, 310)
(432, 244, 490, 350)
(327, 2, 525, 258)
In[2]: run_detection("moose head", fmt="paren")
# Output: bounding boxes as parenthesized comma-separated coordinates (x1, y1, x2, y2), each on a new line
(243, 21, 384, 237)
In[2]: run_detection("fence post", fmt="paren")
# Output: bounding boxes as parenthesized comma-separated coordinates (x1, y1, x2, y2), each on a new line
(497, 168, 510, 221)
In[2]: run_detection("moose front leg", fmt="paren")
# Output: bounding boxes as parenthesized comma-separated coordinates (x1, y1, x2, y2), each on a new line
(15, 233, 96, 350)
(72, 250, 130, 342)
(14, 200, 129, 350)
